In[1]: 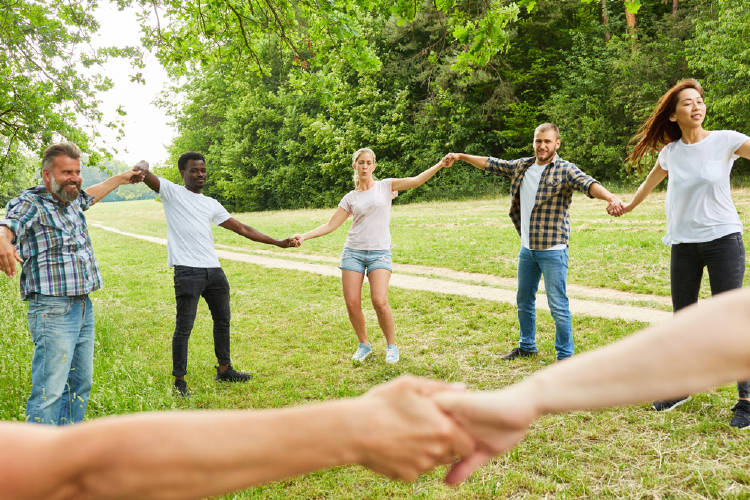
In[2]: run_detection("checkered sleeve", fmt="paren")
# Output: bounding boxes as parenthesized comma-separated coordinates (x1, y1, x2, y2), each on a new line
(1, 197, 39, 245)
(566, 163, 597, 199)
(484, 157, 517, 178)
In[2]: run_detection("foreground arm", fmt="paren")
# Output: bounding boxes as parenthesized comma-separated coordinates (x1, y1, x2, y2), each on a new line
(0, 226, 22, 277)
(588, 182, 624, 216)
(85, 168, 144, 205)
(622, 161, 667, 214)
(391, 156, 451, 191)
(735, 139, 750, 161)
(0, 376, 474, 500)
(436, 288, 750, 484)
(293, 207, 349, 245)
(219, 217, 294, 248)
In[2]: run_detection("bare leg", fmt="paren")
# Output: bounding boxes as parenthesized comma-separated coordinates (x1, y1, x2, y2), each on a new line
(368, 269, 395, 345)
(342, 270, 368, 344)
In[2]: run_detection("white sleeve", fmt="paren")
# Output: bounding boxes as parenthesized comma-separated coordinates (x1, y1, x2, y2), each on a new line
(212, 201, 231, 226)
(158, 178, 176, 201)
(725, 130, 750, 160)
(657, 145, 670, 171)
(382, 178, 398, 199)
(338, 192, 352, 214)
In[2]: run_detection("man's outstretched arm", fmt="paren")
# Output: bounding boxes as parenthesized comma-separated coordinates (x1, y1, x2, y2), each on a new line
(0, 376, 474, 500)
(219, 217, 295, 248)
(436, 287, 750, 484)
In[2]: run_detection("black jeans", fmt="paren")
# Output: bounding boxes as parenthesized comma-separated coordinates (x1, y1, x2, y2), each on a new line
(670, 232, 748, 398)
(172, 266, 231, 377)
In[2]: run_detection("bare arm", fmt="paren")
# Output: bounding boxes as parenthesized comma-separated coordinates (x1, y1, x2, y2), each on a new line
(219, 217, 293, 248)
(0, 376, 475, 500)
(436, 288, 750, 484)
(391, 157, 450, 191)
(142, 171, 161, 193)
(85, 169, 143, 205)
(735, 138, 750, 161)
(451, 153, 490, 170)
(622, 161, 667, 214)
(0, 225, 21, 277)
(588, 182, 624, 216)
(294, 207, 350, 244)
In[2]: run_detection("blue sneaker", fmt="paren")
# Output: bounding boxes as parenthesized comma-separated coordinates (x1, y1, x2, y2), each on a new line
(385, 344, 399, 364)
(352, 343, 372, 362)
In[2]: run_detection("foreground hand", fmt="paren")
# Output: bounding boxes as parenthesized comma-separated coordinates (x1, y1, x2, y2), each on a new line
(291, 234, 304, 247)
(0, 233, 22, 278)
(129, 160, 150, 183)
(606, 197, 625, 217)
(434, 385, 537, 485)
(353, 375, 476, 482)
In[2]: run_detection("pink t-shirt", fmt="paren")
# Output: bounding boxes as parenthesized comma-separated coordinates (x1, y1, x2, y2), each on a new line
(338, 179, 398, 250)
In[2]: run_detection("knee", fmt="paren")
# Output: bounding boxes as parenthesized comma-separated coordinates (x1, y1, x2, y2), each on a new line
(371, 297, 390, 314)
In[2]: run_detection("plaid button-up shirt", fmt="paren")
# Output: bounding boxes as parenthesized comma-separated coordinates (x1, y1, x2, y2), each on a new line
(1, 186, 102, 299)
(485, 155, 598, 250)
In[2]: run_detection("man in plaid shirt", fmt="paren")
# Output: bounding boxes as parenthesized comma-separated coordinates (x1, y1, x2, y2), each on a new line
(0, 142, 144, 425)
(449, 123, 623, 360)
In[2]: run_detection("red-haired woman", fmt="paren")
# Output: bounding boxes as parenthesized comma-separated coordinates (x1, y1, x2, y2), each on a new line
(622, 79, 750, 428)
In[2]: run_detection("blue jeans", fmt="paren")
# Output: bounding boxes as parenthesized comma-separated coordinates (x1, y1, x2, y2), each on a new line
(26, 294, 94, 425)
(339, 248, 393, 274)
(517, 247, 573, 359)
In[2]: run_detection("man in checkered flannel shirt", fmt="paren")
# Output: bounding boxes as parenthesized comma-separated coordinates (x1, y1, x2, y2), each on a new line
(447, 123, 623, 361)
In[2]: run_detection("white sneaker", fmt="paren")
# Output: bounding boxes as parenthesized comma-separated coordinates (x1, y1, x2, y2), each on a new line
(352, 343, 372, 362)
(385, 344, 399, 364)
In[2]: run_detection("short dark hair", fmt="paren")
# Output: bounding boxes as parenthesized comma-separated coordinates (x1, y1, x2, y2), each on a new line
(177, 152, 206, 171)
(42, 142, 81, 171)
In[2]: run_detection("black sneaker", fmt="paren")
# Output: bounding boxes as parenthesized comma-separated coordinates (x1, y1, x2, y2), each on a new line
(501, 347, 537, 360)
(216, 365, 252, 382)
(174, 378, 190, 397)
(652, 395, 690, 412)
(730, 400, 750, 429)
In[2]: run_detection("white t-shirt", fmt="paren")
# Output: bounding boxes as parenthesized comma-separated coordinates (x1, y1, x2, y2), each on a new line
(338, 179, 397, 250)
(158, 178, 231, 267)
(658, 130, 748, 245)
(520, 162, 567, 251)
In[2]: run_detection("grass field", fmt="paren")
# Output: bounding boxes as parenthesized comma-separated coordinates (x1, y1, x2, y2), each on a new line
(1, 188, 749, 498)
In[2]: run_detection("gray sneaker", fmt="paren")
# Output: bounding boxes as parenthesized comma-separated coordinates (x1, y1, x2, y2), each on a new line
(652, 396, 691, 412)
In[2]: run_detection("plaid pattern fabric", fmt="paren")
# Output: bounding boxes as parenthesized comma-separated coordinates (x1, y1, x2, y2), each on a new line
(1, 186, 102, 299)
(485, 155, 598, 249)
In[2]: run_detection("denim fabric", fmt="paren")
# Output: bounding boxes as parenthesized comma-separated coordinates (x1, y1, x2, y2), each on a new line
(172, 266, 231, 377)
(670, 232, 748, 397)
(339, 248, 392, 274)
(516, 246, 573, 359)
(26, 294, 94, 425)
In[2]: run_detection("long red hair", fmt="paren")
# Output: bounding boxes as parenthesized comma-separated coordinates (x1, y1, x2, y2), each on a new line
(627, 79, 704, 164)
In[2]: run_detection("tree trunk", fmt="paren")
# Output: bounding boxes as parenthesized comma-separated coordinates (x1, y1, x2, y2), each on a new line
(672, 0, 679, 15)
(601, 0, 611, 41)
(624, 1, 637, 37)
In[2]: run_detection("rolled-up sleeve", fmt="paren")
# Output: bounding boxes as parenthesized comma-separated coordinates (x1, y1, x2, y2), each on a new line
(1, 198, 38, 244)
(566, 164, 597, 198)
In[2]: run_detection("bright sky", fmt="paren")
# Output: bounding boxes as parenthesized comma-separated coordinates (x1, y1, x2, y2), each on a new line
(90, 2, 176, 167)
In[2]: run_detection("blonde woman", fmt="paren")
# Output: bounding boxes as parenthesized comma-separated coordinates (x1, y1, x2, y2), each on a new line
(294, 149, 451, 364)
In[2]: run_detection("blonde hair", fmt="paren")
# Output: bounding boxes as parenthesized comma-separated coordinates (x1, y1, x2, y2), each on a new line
(351, 148, 376, 189)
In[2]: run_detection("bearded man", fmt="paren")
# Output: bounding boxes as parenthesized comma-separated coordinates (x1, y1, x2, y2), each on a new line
(448, 123, 623, 361)
(0, 142, 143, 425)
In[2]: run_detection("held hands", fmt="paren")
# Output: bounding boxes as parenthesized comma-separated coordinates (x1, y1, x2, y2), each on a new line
(353, 376, 475, 481)
(439, 153, 457, 168)
(291, 234, 305, 247)
(278, 237, 300, 248)
(127, 160, 150, 184)
(606, 196, 625, 217)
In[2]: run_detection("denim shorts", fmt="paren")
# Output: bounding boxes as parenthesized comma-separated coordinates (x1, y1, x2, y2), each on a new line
(339, 248, 392, 274)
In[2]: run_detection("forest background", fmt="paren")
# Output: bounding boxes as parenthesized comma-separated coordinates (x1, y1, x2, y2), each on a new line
(1, 0, 749, 209)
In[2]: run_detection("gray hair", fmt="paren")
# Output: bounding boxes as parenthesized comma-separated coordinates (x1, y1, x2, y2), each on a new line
(42, 142, 82, 171)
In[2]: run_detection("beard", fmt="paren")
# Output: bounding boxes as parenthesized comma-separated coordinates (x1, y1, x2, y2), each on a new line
(535, 149, 556, 163)
(49, 175, 81, 203)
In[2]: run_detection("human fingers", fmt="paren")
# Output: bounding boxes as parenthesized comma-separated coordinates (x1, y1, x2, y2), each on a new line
(444, 451, 494, 485)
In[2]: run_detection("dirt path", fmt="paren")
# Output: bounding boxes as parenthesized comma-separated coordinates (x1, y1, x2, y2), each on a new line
(91, 223, 672, 324)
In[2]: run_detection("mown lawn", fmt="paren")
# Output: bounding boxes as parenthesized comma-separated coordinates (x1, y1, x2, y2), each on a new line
(1, 190, 749, 498)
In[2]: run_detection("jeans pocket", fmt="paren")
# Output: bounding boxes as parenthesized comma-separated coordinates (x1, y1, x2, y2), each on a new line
(29, 295, 72, 317)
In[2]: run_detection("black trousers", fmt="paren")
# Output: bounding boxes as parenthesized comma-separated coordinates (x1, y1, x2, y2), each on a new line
(670, 232, 748, 398)
(171, 266, 231, 377)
